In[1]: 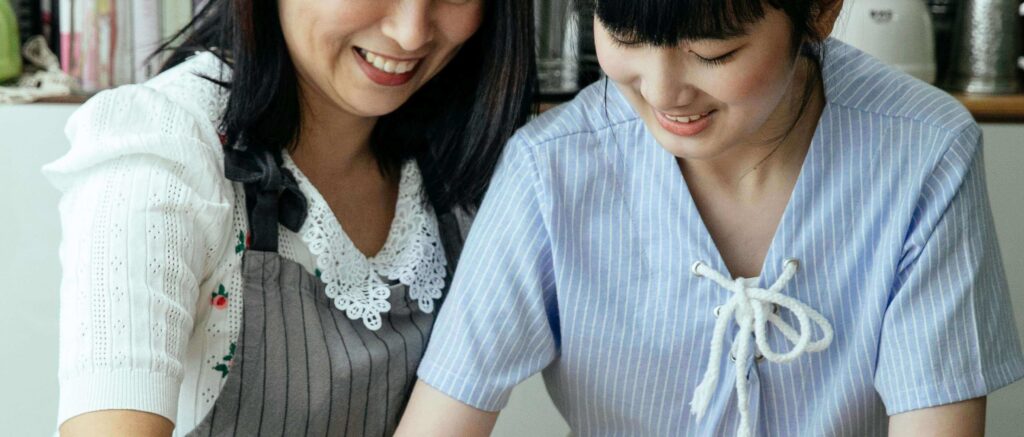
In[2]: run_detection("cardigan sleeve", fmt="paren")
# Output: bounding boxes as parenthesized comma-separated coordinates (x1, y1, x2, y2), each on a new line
(42, 84, 234, 426)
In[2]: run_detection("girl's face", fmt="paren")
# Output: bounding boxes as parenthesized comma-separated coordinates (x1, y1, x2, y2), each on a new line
(279, 0, 483, 118)
(595, 7, 808, 161)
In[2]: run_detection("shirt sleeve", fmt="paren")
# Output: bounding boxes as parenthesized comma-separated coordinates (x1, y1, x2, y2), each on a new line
(417, 136, 559, 412)
(42, 85, 233, 426)
(874, 124, 1024, 415)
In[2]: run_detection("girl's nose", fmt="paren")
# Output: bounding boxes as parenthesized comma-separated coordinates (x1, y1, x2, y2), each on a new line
(640, 54, 699, 111)
(381, 0, 435, 52)
(641, 75, 699, 112)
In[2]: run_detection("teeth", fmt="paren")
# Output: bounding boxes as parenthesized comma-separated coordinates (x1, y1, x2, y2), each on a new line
(358, 48, 419, 75)
(665, 112, 709, 123)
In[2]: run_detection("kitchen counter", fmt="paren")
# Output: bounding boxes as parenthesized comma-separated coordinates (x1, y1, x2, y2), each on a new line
(539, 93, 1024, 124)
(952, 93, 1024, 123)
(32, 91, 1024, 123)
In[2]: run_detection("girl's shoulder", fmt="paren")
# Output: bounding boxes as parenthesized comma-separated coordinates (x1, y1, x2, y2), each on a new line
(821, 38, 975, 137)
(515, 80, 640, 155)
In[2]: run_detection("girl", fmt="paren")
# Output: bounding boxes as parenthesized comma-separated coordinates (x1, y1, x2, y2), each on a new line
(44, 0, 534, 435)
(396, 0, 1024, 435)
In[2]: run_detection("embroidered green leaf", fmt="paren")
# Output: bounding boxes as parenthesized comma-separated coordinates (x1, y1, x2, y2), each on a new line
(229, 342, 236, 355)
(214, 363, 229, 378)
(235, 230, 245, 254)
(315, 268, 322, 279)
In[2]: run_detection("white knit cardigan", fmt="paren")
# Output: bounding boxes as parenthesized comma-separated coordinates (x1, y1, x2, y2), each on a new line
(42, 52, 447, 434)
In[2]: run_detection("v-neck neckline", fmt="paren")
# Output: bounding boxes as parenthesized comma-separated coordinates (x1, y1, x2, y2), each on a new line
(283, 151, 409, 263)
(665, 103, 831, 282)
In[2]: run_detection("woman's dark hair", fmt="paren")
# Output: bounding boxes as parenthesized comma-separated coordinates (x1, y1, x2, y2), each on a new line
(590, 0, 837, 143)
(158, 0, 536, 214)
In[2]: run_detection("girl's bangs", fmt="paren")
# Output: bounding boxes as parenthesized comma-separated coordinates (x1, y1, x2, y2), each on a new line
(593, 0, 771, 46)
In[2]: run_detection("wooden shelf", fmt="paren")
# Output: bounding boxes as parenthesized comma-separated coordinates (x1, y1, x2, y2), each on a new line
(952, 93, 1024, 123)
(34, 94, 91, 104)
(540, 93, 1024, 124)
(28, 92, 1024, 123)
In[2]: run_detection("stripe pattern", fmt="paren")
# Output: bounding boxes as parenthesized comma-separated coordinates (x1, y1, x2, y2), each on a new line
(186, 209, 470, 437)
(417, 38, 1024, 436)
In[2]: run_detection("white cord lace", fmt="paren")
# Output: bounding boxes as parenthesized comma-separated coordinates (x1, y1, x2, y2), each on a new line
(689, 258, 834, 437)
(285, 156, 448, 331)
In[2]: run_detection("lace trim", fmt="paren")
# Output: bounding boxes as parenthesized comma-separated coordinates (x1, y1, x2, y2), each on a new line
(283, 155, 448, 330)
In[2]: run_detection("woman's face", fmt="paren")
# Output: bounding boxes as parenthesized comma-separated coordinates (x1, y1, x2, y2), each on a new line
(594, 7, 807, 161)
(279, 0, 483, 118)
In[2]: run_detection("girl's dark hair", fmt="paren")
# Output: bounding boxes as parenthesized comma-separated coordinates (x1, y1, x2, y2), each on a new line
(591, 0, 829, 52)
(158, 0, 536, 214)
(590, 0, 835, 143)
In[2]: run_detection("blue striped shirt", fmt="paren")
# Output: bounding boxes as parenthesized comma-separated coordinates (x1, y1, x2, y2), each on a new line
(418, 38, 1024, 436)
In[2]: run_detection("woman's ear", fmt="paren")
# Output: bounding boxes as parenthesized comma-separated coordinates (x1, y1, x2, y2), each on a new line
(811, 0, 845, 40)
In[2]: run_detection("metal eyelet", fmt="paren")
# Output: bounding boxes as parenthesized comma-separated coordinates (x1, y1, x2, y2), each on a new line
(783, 258, 800, 270)
(771, 303, 780, 315)
(691, 261, 705, 277)
(729, 351, 737, 362)
(713, 305, 722, 318)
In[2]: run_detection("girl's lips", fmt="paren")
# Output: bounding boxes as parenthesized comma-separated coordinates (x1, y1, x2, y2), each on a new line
(654, 109, 715, 137)
(353, 47, 418, 87)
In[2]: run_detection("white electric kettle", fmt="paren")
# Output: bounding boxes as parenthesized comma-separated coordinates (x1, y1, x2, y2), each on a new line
(832, 0, 937, 84)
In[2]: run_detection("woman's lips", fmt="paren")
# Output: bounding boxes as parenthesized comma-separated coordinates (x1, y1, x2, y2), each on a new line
(353, 47, 420, 87)
(654, 109, 715, 137)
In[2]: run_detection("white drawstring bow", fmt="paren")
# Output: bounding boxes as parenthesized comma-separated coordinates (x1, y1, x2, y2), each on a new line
(689, 258, 834, 437)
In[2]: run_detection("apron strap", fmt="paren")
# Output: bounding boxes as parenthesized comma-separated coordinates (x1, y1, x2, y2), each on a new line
(225, 146, 307, 252)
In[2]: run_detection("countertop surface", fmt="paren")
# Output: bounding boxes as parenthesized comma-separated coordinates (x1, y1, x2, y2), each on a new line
(539, 93, 1024, 124)
(35, 91, 1024, 124)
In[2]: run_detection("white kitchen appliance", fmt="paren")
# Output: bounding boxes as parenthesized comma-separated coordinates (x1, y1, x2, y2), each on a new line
(832, 0, 937, 83)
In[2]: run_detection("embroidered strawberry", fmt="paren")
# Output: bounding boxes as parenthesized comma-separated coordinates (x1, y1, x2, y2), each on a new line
(218, 132, 228, 146)
(211, 285, 229, 310)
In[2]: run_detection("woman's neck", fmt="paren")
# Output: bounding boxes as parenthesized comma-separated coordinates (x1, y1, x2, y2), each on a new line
(289, 81, 380, 181)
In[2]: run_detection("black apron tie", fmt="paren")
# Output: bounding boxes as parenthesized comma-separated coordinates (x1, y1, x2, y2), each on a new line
(224, 147, 307, 252)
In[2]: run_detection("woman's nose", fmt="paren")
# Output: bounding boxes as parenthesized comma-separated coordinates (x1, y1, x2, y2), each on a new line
(381, 0, 435, 52)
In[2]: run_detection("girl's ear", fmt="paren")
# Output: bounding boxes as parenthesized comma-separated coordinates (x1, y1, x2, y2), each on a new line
(810, 0, 845, 40)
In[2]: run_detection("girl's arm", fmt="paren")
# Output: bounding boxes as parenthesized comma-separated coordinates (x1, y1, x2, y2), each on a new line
(395, 380, 499, 437)
(888, 397, 985, 436)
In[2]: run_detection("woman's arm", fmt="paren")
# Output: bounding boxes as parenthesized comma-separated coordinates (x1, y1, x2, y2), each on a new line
(59, 410, 174, 437)
(395, 380, 499, 437)
(888, 397, 986, 437)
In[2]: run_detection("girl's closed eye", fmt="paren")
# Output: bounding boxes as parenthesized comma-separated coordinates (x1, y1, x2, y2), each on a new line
(691, 49, 738, 66)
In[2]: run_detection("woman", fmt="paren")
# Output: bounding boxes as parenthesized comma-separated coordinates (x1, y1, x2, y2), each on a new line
(396, 0, 1024, 436)
(44, 0, 534, 435)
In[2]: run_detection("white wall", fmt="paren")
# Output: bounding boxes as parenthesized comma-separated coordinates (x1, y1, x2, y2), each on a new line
(1, 105, 1021, 436)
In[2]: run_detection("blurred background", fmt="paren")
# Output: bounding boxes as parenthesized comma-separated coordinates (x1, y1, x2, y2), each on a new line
(2, 0, 1023, 435)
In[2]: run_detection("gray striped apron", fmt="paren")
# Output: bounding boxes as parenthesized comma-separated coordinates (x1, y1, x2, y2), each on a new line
(187, 150, 470, 437)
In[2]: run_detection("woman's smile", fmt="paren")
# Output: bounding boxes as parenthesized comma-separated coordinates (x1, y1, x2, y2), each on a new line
(353, 47, 423, 86)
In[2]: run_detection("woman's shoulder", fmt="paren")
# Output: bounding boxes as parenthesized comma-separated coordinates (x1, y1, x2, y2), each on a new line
(44, 52, 231, 194)
(821, 38, 975, 136)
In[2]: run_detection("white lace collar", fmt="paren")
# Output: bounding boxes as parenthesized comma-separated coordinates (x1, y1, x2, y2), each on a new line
(282, 154, 448, 331)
